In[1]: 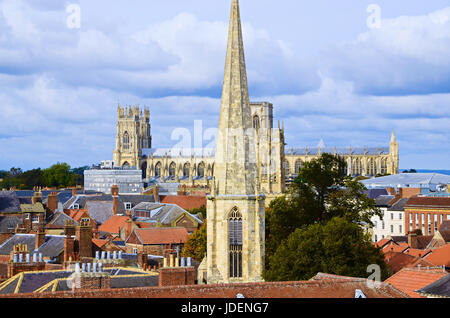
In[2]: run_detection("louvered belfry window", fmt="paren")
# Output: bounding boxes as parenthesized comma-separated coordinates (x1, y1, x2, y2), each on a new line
(229, 207, 243, 278)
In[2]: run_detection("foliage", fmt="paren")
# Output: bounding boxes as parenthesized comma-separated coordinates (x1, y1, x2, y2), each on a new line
(264, 153, 384, 281)
(402, 169, 417, 173)
(181, 222, 207, 262)
(263, 217, 389, 282)
(188, 205, 207, 219)
(0, 163, 85, 190)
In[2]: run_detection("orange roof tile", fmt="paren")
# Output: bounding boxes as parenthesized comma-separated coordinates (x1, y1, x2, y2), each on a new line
(423, 244, 450, 267)
(133, 227, 188, 245)
(403, 248, 432, 258)
(382, 242, 408, 254)
(385, 267, 447, 298)
(159, 195, 206, 211)
(92, 239, 108, 248)
(375, 238, 390, 248)
(98, 215, 131, 234)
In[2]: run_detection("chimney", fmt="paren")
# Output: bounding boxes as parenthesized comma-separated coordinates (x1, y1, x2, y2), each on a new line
(72, 187, 77, 197)
(75, 220, 93, 258)
(112, 185, 119, 216)
(408, 233, 418, 249)
(64, 220, 76, 236)
(46, 192, 59, 216)
(154, 184, 159, 203)
(35, 228, 46, 250)
(386, 187, 396, 196)
(399, 188, 404, 198)
(125, 219, 132, 239)
(64, 234, 75, 262)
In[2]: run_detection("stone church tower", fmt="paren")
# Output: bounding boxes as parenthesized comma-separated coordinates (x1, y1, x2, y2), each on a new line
(206, 0, 265, 284)
(113, 105, 151, 171)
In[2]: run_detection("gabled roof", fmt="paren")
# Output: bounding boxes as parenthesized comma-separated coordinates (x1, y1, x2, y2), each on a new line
(85, 201, 113, 225)
(403, 248, 432, 258)
(364, 189, 389, 200)
(46, 211, 77, 228)
(98, 215, 131, 234)
(129, 227, 189, 245)
(0, 191, 21, 213)
(374, 195, 395, 207)
(387, 198, 409, 211)
(382, 242, 408, 254)
(384, 252, 435, 274)
(0, 234, 65, 259)
(160, 195, 206, 211)
(132, 202, 203, 225)
(423, 244, 450, 267)
(0, 215, 23, 233)
(385, 267, 448, 298)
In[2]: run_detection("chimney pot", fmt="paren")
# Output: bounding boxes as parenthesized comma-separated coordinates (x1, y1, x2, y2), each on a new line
(75, 263, 80, 273)
(81, 263, 86, 272)
(95, 251, 100, 260)
(187, 257, 192, 267)
(87, 263, 92, 272)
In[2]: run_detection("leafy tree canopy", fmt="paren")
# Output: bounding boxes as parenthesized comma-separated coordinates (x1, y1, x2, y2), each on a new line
(181, 222, 206, 262)
(263, 217, 389, 282)
(264, 153, 384, 281)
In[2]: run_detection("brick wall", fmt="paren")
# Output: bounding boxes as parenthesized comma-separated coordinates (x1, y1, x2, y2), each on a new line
(159, 267, 195, 287)
(0, 233, 14, 245)
(7, 262, 46, 278)
(0, 280, 407, 298)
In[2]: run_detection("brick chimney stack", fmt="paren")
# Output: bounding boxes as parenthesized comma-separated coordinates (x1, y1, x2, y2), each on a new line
(408, 233, 418, 249)
(72, 187, 77, 197)
(46, 192, 58, 217)
(35, 227, 46, 250)
(111, 185, 119, 216)
(64, 220, 76, 236)
(76, 220, 93, 258)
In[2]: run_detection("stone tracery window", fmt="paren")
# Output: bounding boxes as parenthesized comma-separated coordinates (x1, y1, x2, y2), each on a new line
(155, 162, 162, 178)
(228, 207, 242, 278)
(123, 132, 130, 150)
(169, 162, 176, 178)
(253, 115, 260, 130)
(295, 159, 303, 174)
(183, 163, 190, 177)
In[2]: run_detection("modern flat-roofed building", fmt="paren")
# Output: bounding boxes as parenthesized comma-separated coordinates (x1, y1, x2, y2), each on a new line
(84, 169, 143, 195)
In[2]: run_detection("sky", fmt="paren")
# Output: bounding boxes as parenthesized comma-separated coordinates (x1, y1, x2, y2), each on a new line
(0, 0, 449, 170)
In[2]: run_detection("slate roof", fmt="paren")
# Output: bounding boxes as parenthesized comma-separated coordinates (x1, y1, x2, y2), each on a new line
(387, 198, 409, 211)
(0, 267, 159, 294)
(46, 211, 77, 228)
(0, 234, 65, 259)
(85, 201, 113, 225)
(364, 189, 389, 200)
(374, 195, 395, 207)
(0, 215, 23, 233)
(0, 191, 21, 213)
(132, 202, 203, 226)
(416, 274, 450, 298)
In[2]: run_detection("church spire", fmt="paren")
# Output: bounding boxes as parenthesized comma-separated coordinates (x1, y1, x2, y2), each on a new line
(390, 130, 396, 143)
(214, 0, 256, 195)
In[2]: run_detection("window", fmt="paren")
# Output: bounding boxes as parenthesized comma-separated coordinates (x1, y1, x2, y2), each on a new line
(32, 215, 39, 223)
(374, 235, 378, 242)
(25, 213, 30, 220)
(81, 218, 90, 223)
(228, 207, 242, 278)
(399, 213, 402, 220)
(155, 162, 162, 178)
(399, 225, 402, 233)
(123, 132, 130, 150)
(390, 225, 394, 233)
(391, 213, 394, 220)
(183, 163, 190, 177)
(133, 248, 138, 254)
(382, 221, 385, 230)
(253, 115, 260, 130)
(198, 162, 205, 178)
(73, 204, 80, 209)
(124, 202, 132, 210)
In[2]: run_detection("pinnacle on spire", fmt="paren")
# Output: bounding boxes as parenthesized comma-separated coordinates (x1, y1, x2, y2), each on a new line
(391, 130, 396, 143)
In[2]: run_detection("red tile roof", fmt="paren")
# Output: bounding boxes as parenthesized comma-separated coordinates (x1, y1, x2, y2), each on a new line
(405, 197, 450, 208)
(423, 244, 450, 267)
(98, 215, 130, 234)
(133, 227, 188, 245)
(159, 195, 206, 211)
(384, 252, 435, 274)
(92, 239, 108, 248)
(382, 242, 408, 254)
(404, 248, 432, 258)
(385, 267, 448, 298)
(374, 238, 390, 248)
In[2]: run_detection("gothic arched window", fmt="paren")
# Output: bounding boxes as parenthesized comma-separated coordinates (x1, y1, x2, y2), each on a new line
(284, 161, 290, 175)
(295, 159, 303, 174)
(123, 132, 130, 150)
(198, 162, 205, 178)
(253, 115, 260, 130)
(228, 207, 242, 278)
(183, 163, 190, 177)
(155, 162, 162, 178)
(169, 162, 176, 178)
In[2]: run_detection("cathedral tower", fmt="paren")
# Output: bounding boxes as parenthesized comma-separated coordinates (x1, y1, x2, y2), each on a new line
(113, 105, 151, 173)
(206, 0, 265, 284)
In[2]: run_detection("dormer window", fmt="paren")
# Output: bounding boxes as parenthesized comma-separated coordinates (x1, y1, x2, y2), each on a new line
(25, 213, 30, 220)
(32, 215, 39, 223)
(125, 202, 132, 210)
(73, 204, 80, 209)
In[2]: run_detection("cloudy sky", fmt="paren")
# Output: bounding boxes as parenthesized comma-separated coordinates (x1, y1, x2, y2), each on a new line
(0, 0, 449, 170)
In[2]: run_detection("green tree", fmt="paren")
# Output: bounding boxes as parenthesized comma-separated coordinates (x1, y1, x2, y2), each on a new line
(43, 163, 75, 188)
(187, 205, 207, 219)
(264, 217, 389, 282)
(181, 222, 206, 262)
(264, 153, 383, 280)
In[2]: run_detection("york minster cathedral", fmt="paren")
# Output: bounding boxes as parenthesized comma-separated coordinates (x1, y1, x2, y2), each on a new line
(112, 0, 400, 201)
